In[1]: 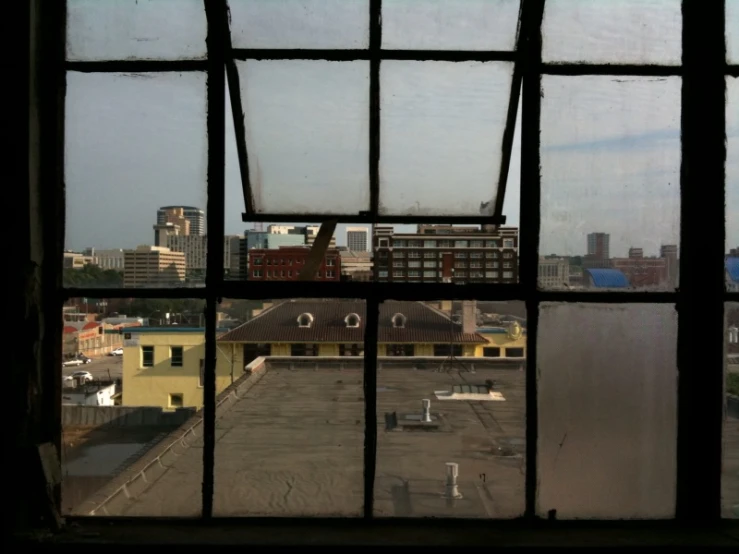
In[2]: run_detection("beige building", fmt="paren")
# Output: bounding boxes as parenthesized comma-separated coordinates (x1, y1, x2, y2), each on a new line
(166, 235, 238, 278)
(160, 207, 191, 235)
(82, 248, 125, 270)
(63, 251, 94, 269)
(339, 249, 373, 281)
(123, 246, 186, 288)
(538, 257, 570, 289)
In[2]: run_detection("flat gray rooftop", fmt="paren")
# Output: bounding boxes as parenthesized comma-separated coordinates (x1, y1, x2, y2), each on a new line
(84, 365, 526, 518)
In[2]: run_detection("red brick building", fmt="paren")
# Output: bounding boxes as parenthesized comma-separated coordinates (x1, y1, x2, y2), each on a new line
(248, 247, 341, 281)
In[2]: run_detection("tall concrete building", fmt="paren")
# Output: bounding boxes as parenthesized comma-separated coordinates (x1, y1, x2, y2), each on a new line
(123, 246, 186, 288)
(157, 206, 205, 236)
(166, 235, 239, 280)
(153, 222, 182, 247)
(586, 232, 610, 260)
(660, 244, 679, 288)
(346, 227, 369, 252)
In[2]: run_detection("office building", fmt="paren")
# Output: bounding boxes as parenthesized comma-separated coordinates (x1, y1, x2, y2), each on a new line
(123, 246, 186, 288)
(538, 257, 570, 289)
(156, 205, 205, 236)
(166, 235, 238, 280)
(248, 246, 341, 281)
(153, 222, 183, 247)
(82, 248, 125, 271)
(586, 232, 610, 260)
(346, 227, 369, 252)
(372, 225, 519, 284)
(339, 249, 373, 281)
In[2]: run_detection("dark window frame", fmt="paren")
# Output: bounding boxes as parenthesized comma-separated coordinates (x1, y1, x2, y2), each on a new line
(141, 346, 154, 368)
(171, 346, 184, 367)
(54, 0, 733, 525)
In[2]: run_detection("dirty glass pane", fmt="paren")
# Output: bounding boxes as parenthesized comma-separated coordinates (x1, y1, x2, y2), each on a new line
(238, 60, 369, 214)
(229, 0, 368, 49)
(542, 0, 681, 65)
(61, 297, 206, 516)
(382, 0, 521, 51)
(214, 298, 365, 516)
(380, 61, 514, 215)
(66, 0, 207, 61)
(728, 78, 739, 288)
(374, 300, 526, 518)
(725, 303, 739, 518)
(64, 72, 207, 288)
(537, 303, 677, 519)
(729, 0, 739, 64)
(540, 76, 681, 291)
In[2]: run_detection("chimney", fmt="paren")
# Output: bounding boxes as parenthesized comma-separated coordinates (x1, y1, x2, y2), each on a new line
(421, 399, 432, 422)
(461, 300, 477, 335)
(443, 462, 463, 499)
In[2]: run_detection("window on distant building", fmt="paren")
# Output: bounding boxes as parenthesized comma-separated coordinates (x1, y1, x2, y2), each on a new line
(503, 271, 514, 279)
(254, 257, 262, 265)
(424, 240, 436, 248)
(253, 270, 262, 278)
(326, 270, 335, 278)
(345, 313, 361, 328)
(503, 239, 514, 248)
(486, 271, 499, 279)
(142, 346, 154, 367)
(424, 252, 436, 258)
(339, 344, 361, 356)
(391, 313, 406, 328)
(168, 393, 183, 409)
(393, 270, 404, 277)
(483, 347, 501, 357)
(290, 344, 318, 357)
(454, 252, 467, 259)
(506, 347, 525, 358)
(378, 270, 388, 278)
(423, 270, 436, 278)
(407, 270, 420, 277)
(393, 240, 406, 247)
(378, 238, 389, 248)
(171, 346, 183, 367)
(433, 344, 463, 357)
(387, 344, 414, 356)
(454, 240, 468, 248)
(470, 240, 484, 247)
(297, 313, 314, 328)
(423, 261, 436, 268)
(327, 258, 336, 266)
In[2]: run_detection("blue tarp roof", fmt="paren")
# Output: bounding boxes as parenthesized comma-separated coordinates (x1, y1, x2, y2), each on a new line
(584, 268, 630, 288)
(727, 257, 739, 283)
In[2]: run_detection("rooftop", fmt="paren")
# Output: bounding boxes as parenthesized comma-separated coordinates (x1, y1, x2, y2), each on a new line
(584, 268, 630, 288)
(217, 300, 486, 344)
(73, 358, 525, 518)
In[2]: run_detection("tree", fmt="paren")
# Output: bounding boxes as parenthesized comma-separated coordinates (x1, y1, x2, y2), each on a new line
(63, 264, 123, 287)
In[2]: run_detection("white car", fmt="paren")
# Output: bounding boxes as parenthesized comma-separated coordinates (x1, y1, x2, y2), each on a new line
(65, 371, 93, 383)
(110, 347, 124, 356)
(63, 358, 85, 367)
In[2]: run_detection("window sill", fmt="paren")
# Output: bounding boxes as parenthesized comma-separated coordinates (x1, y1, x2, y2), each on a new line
(17, 519, 739, 547)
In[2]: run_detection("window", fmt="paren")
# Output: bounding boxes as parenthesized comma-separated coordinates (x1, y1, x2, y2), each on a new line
(393, 251, 405, 258)
(327, 258, 336, 266)
(470, 262, 482, 268)
(486, 271, 499, 279)
(171, 346, 183, 367)
(326, 270, 335, 278)
(407, 261, 421, 268)
(44, 0, 728, 533)
(287, 270, 292, 278)
(423, 252, 436, 258)
(439, 240, 452, 247)
(407, 270, 420, 278)
(393, 270, 404, 277)
(254, 257, 263, 265)
(470, 240, 483, 247)
(506, 348, 525, 358)
(407, 252, 421, 259)
(504, 262, 512, 268)
(423, 261, 436, 268)
(393, 261, 404, 267)
(470, 271, 484, 279)
(142, 346, 154, 367)
(423, 240, 436, 248)
(290, 344, 318, 357)
(378, 270, 388, 278)
(503, 253, 513, 258)
(483, 347, 501, 357)
(387, 344, 414, 356)
(454, 252, 467, 259)
(433, 344, 463, 357)
(408, 240, 422, 247)
(488, 251, 499, 259)
(168, 394, 183, 409)
(455, 271, 467, 278)
(391, 313, 407, 328)
(297, 313, 314, 328)
(454, 240, 468, 248)
(339, 344, 361, 356)
(393, 240, 406, 247)
(455, 262, 467, 268)
(378, 238, 389, 248)
(345, 313, 361, 328)
(470, 252, 483, 259)
(253, 270, 262, 278)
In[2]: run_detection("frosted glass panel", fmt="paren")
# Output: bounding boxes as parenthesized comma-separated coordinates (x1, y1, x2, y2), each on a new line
(382, 0, 521, 51)
(729, 0, 739, 63)
(542, 0, 681, 64)
(725, 303, 739, 518)
(380, 61, 513, 215)
(67, 0, 207, 61)
(230, 0, 368, 49)
(537, 303, 677, 519)
(239, 60, 370, 214)
(728, 78, 739, 270)
(65, 72, 207, 289)
(540, 76, 681, 291)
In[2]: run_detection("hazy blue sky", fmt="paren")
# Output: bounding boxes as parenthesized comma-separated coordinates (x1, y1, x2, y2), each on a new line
(65, 0, 738, 257)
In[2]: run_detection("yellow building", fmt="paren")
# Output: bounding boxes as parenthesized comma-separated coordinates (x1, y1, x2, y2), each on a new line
(121, 327, 238, 409)
(122, 301, 526, 409)
(473, 321, 527, 358)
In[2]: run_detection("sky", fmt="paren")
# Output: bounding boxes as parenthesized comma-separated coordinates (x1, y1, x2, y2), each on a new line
(64, 0, 739, 258)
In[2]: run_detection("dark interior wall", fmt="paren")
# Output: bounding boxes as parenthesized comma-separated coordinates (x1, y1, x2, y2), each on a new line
(16, 0, 66, 532)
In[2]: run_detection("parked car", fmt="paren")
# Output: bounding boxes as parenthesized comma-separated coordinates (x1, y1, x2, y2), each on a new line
(78, 354, 91, 364)
(62, 358, 84, 367)
(64, 371, 93, 383)
(110, 347, 123, 356)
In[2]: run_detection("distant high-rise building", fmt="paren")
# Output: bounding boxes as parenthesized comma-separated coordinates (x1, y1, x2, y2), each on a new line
(346, 227, 369, 252)
(628, 247, 643, 259)
(153, 222, 182, 247)
(586, 232, 610, 260)
(660, 244, 679, 288)
(123, 246, 186, 288)
(538, 257, 570, 289)
(156, 206, 205, 236)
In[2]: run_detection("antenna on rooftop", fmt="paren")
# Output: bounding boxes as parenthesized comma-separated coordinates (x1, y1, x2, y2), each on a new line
(438, 300, 471, 374)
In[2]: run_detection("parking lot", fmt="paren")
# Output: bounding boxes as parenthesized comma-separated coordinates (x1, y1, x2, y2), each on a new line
(63, 355, 122, 381)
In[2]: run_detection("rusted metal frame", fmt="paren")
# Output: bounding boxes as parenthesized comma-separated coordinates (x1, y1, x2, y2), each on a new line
(231, 49, 517, 62)
(519, 0, 545, 520)
(363, 294, 380, 518)
(369, 0, 381, 222)
(222, 2, 255, 214)
(202, 0, 229, 519)
(241, 214, 507, 224)
(542, 63, 683, 76)
(65, 60, 208, 72)
(675, 0, 725, 521)
(492, 0, 526, 226)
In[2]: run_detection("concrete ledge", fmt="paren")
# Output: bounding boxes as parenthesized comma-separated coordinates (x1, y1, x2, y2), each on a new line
(73, 359, 268, 516)
(62, 406, 195, 427)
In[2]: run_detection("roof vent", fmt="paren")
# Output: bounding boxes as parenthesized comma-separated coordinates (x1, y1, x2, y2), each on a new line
(297, 312, 314, 328)
(345, 313, 361, 328)
(391, 313, 406, 328)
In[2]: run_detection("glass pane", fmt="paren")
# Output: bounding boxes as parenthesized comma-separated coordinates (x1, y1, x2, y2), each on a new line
(65, 72, 207, 288)
(382, 0, 521, 51)
(729, 0, 739, 64)
(380, 61, 514, 215)
(537, 303, 677, 519)
(728, 78, 739, 289)
(62, 297, 206, 516)
(230, 0, 368, 49)
(542, 0, 681, 65)
(374, 300, 526, 518)
(214, 299, 365, 516)
(725, 302, 739, 518)
(238, 60, 369, 214)
(67, 0, 207, 61)
(224, 222, 519, 284)
(540, 76, 681, 291)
